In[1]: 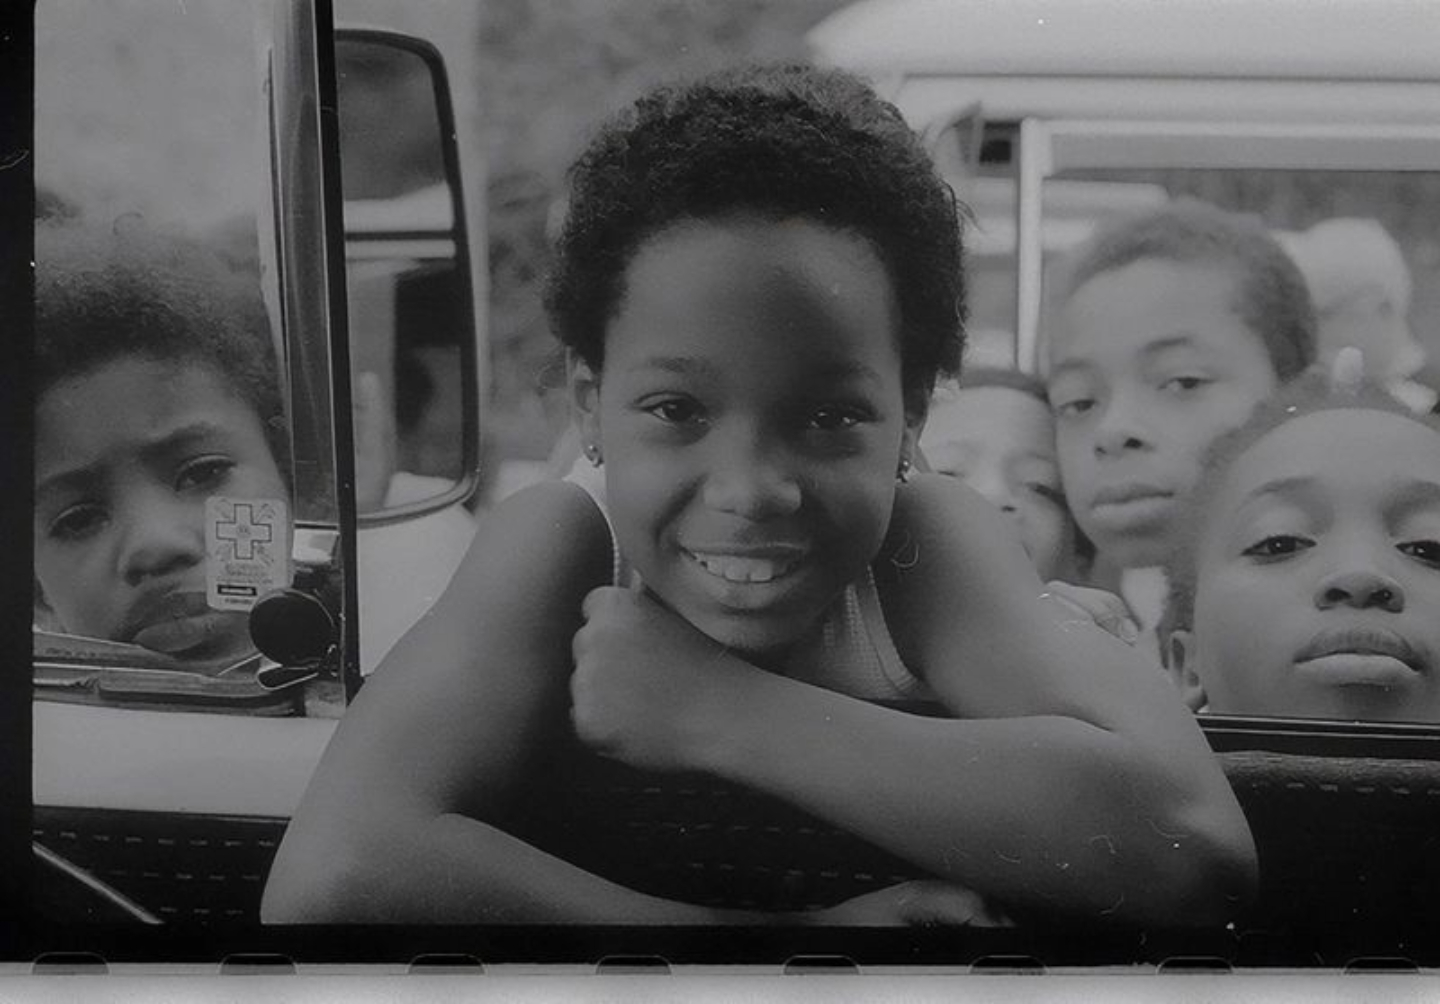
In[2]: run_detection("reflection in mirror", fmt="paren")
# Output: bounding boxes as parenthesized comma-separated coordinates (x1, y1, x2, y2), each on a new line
(337, 36, 473, 517)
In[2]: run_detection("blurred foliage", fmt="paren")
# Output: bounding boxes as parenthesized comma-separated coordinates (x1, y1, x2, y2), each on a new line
(472, 0, 850, 461)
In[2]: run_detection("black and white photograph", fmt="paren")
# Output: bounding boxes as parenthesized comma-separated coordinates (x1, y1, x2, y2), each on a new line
(15, 0, 1440, 973)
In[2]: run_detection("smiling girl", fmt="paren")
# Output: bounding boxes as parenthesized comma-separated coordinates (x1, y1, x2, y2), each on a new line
(264, 65, 1254, 927)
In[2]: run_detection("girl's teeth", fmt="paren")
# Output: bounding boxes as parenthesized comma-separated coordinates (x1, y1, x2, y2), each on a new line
(694, 554, 792, 583)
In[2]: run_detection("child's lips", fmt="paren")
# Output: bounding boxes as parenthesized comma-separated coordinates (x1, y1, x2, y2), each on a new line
(122, 591, 240, 657)
(1294, 627, 1426, 686)
(1087, 484, 1175, 527)
(684, 547, 804, 585)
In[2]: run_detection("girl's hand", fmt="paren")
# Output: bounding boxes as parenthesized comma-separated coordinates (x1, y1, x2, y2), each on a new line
(1039, 581, 1140, 645)
(807, 880, 1012, 927)
(570, 586, 748, 772)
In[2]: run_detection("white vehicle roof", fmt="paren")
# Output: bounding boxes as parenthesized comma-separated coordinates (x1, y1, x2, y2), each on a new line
(808, 0, 1440, 127)
(809, 0, 1440, 82)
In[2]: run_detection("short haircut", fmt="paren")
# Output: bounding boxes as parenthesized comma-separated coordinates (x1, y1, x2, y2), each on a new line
(1160, 368, 1436, 641)
(1052, 198, 1317, 381)
(34, 218, 289, 480)
(545, 63, 966, 413)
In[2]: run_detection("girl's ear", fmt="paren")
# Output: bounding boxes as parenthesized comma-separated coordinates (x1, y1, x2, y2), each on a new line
(568, 353, 603, 454)
(1162, 628, 1209, 712)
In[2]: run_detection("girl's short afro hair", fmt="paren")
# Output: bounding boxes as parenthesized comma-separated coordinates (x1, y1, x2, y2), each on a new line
(544, 63, 966, 411)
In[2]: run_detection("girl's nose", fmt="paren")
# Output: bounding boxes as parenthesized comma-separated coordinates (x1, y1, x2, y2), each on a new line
(701, 440, 802, 520)
(1092, 398, 1153, 458)
(1314, 566, 1406, 613)
(119, 496, 205, 586)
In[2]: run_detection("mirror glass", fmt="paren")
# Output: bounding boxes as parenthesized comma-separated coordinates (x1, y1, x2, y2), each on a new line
(337, 37, 473, 517)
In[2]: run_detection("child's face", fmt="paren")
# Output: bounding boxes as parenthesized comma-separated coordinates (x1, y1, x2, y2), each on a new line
(1047, 259, 1278, 569)
(1179, 409, 1440, 722)
(921, 386, 1072, 581)
(35, 358, 288, 663)
(575, 216, 916, 661)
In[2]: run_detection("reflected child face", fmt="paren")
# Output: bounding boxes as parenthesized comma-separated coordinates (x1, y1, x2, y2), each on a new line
(921, 385, 1073, 581)
(574, 216, 917, 661)
(1175, 409, 1440, 722)
(1047, 259, 1278, 569)
(35, 358, 288, 663)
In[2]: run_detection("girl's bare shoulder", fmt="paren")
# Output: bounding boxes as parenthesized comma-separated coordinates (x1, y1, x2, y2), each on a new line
(874, 473, 1040, 640)
(443, 478, 614, 617)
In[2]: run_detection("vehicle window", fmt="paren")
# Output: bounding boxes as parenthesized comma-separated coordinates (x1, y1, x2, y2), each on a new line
(33, 0, 299, 687)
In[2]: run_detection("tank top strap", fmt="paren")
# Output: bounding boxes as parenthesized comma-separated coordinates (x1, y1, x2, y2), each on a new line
(562, 459, 635, 589)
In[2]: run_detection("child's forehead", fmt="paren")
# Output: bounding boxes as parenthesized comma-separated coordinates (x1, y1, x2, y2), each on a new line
(1213, 408, 1440, 513)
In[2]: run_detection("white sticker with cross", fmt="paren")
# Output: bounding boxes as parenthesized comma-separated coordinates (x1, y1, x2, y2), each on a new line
(206, 496, 291, 612)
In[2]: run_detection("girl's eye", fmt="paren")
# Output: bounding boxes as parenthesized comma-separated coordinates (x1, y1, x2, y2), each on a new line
(1242, 535, 1314, 559)
(175, 456, 235, 492)
(1161, 375, 1210, 394)
(1052, 398, 1094, 419)
(1398, 539, 1440, 567)
(643, 398, 704, 426)
(49, 503, 109, 542)
(806, 406, 865, 432)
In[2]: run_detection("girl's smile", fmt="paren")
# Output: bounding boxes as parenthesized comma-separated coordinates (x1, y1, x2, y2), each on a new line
(573, 214, 916, 658)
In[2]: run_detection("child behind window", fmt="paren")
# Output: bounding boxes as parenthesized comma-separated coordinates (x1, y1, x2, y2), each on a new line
(921, 367, 1091, 583)
(1162, 357, 1440, 722)
(265, 64, 1254, 928)
(33, 219, 289, 666)
(1045, 198, 1317, 644)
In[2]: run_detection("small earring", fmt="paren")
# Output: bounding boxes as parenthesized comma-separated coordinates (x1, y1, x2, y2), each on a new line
(583, 442, 603, 467)
(897, 456, 913, 483)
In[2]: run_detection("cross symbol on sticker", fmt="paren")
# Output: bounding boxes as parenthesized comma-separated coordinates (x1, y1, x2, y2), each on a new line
(214, 502, 273, 560)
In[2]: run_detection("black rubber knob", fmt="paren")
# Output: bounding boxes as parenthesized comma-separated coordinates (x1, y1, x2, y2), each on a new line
(248, 588, 338, 667)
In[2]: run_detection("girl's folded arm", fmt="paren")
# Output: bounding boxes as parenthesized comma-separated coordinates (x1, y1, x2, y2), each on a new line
(262, 482, 716, 923)
(683, 475, 1256, 926)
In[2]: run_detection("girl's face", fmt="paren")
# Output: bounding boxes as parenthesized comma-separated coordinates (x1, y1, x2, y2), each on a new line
(1179, 409, 1440, 722)
(574, 216, 917, 661)
(1047, 259, 1278, 570)
(35, 358, 288, 663)
(921, 385, 1073, 581)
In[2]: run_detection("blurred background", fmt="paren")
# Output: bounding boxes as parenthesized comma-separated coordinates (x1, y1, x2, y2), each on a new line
(36, 0, 852, 490)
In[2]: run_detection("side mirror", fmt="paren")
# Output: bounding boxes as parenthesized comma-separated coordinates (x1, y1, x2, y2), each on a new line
(335, 30, 481, 524)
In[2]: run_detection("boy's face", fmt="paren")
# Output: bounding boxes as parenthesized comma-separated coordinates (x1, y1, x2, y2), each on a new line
(35, 358, 288, 663)
(921, 385, 1073, 581)
(1047, 259, 1278, 569)
(573, 216, 916, 662)
(1178, 409, 1440, 722)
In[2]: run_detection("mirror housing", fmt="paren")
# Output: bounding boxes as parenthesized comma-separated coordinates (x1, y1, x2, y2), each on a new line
(335, 28, 482, 526)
